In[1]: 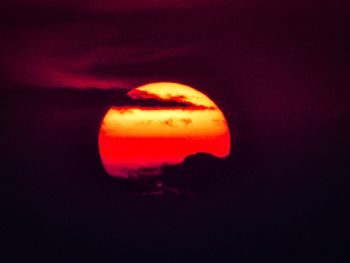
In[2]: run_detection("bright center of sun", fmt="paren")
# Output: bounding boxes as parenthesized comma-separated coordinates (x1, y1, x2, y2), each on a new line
(99, 82, 231, 178)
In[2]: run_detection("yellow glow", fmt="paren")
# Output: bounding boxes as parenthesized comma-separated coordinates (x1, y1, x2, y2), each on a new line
(102, 82, 229, 139)
(102, 107, 228, 138)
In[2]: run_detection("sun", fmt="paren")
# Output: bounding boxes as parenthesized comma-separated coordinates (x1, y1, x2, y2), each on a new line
(99, 82, 231, 178)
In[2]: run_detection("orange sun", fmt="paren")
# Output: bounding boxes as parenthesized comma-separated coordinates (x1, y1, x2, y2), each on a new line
(99, 82, 231, 178)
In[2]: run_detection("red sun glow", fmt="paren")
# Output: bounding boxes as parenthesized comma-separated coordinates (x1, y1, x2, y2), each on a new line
(98, 82, 231, 178)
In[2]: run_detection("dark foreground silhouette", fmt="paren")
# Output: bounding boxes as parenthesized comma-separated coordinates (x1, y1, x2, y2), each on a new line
(105, 152, 232, 195)
(1, 87, 348, 260)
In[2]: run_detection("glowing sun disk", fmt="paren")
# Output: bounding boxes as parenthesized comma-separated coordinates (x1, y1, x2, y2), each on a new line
(99, 82, 231, 178)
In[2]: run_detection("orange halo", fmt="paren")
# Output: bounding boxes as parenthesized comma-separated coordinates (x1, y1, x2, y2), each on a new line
(99, 82, 231, 178)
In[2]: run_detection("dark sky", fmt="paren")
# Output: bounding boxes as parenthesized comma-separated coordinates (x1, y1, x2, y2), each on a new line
(2, 1, 349, 145)
(1, 0, 348, 88)
(1, 0, 350, 260)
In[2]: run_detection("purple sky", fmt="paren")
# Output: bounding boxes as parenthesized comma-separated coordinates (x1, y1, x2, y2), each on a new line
(1, 1, 349, 155)
(1, 1, 348, 88)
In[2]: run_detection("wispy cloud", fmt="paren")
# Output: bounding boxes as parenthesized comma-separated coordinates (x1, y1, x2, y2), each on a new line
(181, 118, 192, 125)
(163, 118, 174, 127)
